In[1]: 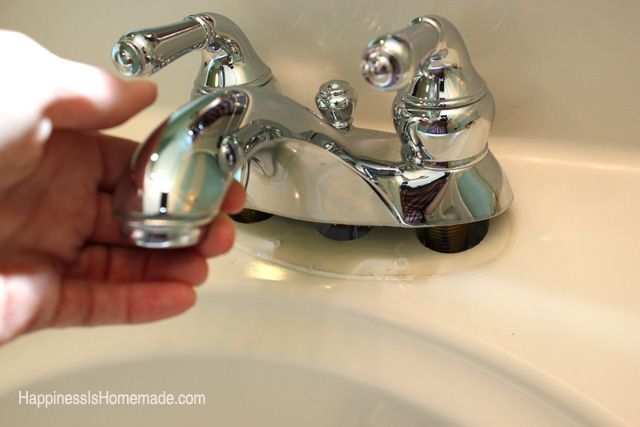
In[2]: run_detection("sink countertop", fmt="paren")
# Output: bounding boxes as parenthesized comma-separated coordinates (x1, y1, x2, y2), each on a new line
(0, 108, 636, 425)
(203, 136, 640, 424)
(109, 108, 640, 424)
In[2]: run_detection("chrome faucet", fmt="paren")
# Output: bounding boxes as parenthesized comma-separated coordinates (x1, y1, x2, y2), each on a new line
(111, 13, 513, 252)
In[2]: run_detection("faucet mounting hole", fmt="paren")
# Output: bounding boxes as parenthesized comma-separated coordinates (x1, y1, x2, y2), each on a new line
(315, 223, 373, 241)
(230, 209, 273, 224)
(234, 215, 512, 279)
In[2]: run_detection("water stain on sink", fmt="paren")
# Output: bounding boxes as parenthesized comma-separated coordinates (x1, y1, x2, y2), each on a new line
(234, 212, 515, 280)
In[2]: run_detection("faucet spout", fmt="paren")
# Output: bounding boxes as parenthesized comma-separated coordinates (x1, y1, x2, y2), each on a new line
(113, 90, 249, 248)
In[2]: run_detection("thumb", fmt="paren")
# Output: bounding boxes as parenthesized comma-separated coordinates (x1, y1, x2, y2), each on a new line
(45, 58, 157, 130)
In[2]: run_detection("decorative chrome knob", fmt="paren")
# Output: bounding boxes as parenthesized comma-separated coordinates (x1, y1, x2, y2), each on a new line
(315, 80, 357, 130)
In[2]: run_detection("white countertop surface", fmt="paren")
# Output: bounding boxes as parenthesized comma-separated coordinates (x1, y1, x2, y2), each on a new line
(118, 109, 640, 423)
(1, 108, 637, 426)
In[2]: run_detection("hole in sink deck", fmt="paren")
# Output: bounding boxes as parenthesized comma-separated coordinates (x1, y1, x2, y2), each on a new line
(233, 213, 514, 280)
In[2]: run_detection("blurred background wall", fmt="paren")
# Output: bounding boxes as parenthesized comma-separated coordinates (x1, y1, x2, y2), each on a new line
(1, 0, 639, 147)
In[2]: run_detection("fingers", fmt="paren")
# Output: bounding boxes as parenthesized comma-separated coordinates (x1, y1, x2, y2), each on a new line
(196, 214, 236, 258)
(65, 245, 209, 285)
(51, 279, 196, 327)
(53, 245, 206, 327)
(221, 180, 247, 214)
(6, 29, 158, 131)
(93, 133, 138, 192)
(192, 181, 245, 256)
(45, 59, 157, 130)
(0, 252, 198, 339)
(194, 182, 245, 256)
(91, 192, 138, 246)
(0, 31, 155, 192)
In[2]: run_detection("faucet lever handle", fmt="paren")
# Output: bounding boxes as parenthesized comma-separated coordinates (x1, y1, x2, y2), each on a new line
(361, 17, 440, 91)
(112, 13, 272, 96)
(112, 14, 214, 77)
(361, 16, 487, 108)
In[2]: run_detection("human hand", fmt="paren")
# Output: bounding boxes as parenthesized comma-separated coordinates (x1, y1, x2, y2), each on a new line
(0, 31, 246, 344)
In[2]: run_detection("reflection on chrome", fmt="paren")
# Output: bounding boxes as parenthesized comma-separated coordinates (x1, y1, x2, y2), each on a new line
(111, 13, 512, 249)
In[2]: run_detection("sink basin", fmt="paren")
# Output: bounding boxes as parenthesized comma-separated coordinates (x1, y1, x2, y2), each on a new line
(0, 110, 637, 426)
(0, 291, 627, 426)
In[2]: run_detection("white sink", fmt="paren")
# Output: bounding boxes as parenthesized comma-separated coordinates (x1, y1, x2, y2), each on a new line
(0, 290, 627, 426)
(0, 111, 637, 426)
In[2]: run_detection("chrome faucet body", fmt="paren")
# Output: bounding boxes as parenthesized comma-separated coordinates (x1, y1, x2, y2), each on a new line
(112, 13, 513, 248)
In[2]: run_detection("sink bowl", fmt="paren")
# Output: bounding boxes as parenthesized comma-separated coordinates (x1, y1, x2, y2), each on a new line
(0, 110, 637, 426)
(0, 291, 627, 427)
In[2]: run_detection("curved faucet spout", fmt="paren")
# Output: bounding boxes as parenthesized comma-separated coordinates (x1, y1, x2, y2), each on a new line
(113, 90, 249, 248)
